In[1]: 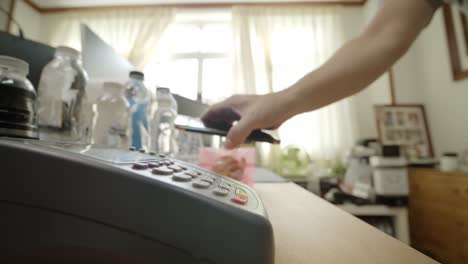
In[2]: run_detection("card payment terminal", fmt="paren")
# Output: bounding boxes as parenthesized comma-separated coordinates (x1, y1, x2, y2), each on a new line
(0, 138, 274, 264)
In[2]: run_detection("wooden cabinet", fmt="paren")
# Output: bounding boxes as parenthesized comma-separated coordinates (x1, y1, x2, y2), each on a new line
(409, 168, 468, 264)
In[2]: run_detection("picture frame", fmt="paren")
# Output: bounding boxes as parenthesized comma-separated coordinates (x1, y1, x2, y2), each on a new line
(374, 105, 434, 161)
(443, 4, 468, 80)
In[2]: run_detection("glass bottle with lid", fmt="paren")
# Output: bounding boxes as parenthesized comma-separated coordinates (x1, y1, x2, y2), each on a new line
(36, 46, 91, 143)
(93, 82, 131, 148)
(0, 55, 38, 139)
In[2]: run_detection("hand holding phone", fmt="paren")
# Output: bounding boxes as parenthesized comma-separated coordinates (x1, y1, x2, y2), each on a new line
(175, 115, 280, 144)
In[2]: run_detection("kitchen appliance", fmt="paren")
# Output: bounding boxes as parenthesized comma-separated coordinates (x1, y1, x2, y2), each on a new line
(370, 156, 408, 206)
(343, 139, 379, 200)
(0, 138, 273, 263)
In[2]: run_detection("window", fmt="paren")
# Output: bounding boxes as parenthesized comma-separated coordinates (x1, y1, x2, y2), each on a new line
(144, 10, 233, 104)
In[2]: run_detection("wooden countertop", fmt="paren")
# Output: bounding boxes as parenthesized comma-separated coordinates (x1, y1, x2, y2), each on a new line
(254, 183, 438, 264)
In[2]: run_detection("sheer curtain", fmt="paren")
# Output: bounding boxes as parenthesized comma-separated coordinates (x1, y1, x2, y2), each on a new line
(40, 7, 175, 69)
(232, 6, 358, 163)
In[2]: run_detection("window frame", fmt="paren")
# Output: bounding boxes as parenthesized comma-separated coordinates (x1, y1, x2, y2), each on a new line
(166, 19, 232, 102)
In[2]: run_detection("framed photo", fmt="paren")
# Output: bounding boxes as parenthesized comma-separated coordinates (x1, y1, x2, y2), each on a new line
(443, 4, 468, 80)
(374, 105, 434, 161)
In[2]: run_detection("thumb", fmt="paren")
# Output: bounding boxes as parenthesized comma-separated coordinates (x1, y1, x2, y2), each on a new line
(225, 117, 254, 149)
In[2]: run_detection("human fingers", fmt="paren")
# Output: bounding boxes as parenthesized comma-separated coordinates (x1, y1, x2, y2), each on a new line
(225, 116, 255, 149)
(201, 106, 241, 131)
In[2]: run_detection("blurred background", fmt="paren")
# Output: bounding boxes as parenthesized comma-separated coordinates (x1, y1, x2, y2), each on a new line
(1, 1, 468, 263)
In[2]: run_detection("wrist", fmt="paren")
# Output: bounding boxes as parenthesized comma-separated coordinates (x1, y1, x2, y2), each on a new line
(276, 88, 300, 120)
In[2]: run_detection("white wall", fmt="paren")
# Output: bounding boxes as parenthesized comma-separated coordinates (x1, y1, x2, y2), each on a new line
(401, 10, 468, 156)
(12, 0, 42, 41)
(0, 0, 12, 31)
(344, 0, 468, 157)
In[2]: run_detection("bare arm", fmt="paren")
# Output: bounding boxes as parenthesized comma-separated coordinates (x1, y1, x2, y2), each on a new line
(202, 0, 437, 149)
(282, 0, 436, 116)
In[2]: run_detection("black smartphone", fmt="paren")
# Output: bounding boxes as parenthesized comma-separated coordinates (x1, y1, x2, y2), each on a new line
(175, 115, 280, 144)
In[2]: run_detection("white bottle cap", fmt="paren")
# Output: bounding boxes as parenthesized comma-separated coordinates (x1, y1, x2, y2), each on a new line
(0, 55, 29, 76)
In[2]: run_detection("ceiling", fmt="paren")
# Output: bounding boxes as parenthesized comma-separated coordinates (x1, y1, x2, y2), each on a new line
(30, 0, 362, 8)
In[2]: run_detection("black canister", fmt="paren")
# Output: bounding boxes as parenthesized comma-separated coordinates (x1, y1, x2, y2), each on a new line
(0, 55, 38, 139)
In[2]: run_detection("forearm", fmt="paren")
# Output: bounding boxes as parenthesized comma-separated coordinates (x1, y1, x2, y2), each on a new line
(280, 0, 435, 118)
(282, 34, 408, 116)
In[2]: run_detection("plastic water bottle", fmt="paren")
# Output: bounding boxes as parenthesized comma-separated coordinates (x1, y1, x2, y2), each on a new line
(150, 87, 178, 156)
(125, 71, 151, 150)
(93, 82, 131, 148)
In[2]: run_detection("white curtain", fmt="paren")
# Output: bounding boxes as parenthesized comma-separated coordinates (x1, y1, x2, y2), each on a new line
(40, 7, 175, 69)
(232, 6, 358, 162)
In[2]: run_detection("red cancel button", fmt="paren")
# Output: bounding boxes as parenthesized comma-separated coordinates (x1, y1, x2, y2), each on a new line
(231, 196, 248, 205)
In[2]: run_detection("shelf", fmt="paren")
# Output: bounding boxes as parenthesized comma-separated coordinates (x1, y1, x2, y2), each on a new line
(336, 204, 410, 245)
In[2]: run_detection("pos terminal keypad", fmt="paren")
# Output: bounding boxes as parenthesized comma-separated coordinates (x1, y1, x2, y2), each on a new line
(0, 138, 273, 264)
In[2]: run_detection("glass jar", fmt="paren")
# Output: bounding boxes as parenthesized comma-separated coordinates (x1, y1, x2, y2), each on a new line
(93, 82, 131, 148)
(37, 46, 91, 143)
(0, 55, 38, 139)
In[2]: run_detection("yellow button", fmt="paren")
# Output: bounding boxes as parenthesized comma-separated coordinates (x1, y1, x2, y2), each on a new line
(235, 188, 248, 198)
